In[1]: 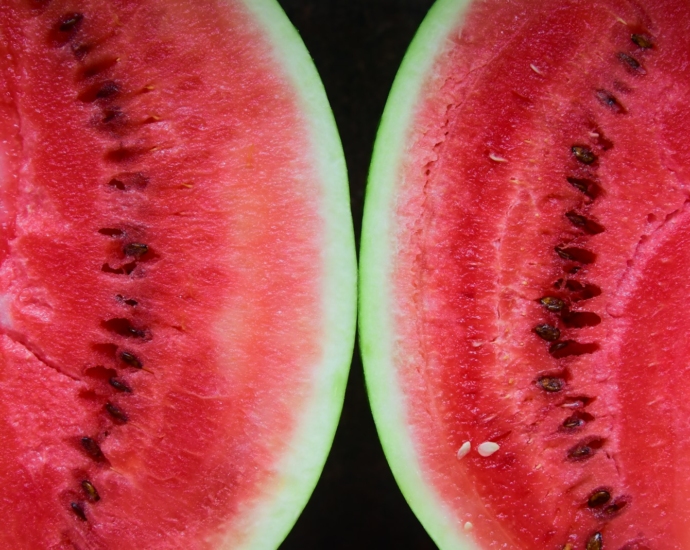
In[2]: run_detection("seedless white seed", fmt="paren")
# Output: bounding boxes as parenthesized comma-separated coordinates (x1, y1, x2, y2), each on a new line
(477, 441, 500, 457)
(456, 441, 471, 459)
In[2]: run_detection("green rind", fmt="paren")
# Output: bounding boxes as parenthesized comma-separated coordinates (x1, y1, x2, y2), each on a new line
(359, 0, 482, 549)
(218, 1, 356, 549)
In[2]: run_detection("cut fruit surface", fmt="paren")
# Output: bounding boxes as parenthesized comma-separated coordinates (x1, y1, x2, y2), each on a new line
(360, 0, 690, 548)
(0, 0, 355, 548)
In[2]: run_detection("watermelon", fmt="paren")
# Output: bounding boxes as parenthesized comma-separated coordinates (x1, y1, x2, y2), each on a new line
(361, 0, 690, 548)
(0, 0, 355, 548)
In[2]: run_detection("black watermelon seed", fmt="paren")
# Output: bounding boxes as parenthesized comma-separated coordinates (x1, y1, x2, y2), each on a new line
(58, 13, 83, 33)
(618, 52, 646, 74)
(540, 296, 566, 312)
(537, 376, 565, 392)
(534, 324, 561, 342)
(567, 437, 604, 461)
(565, 211, 605, 235)
(596, 89, 626, 114)
(587, 489, 611, 508)
(109, 377, 132, 392)
(562, 414, 585, 429)
(81, 480, 100, 502)
(586, 532, 603, 550)
(80, 437, 104, 461)
(120, 351, 142, 369)
(70, 502, 87, 521)
(124, 243, 149, 257)
(105, 402, 129, 423)
(631, 33, 653, 49)
(571, 145, 597, 165)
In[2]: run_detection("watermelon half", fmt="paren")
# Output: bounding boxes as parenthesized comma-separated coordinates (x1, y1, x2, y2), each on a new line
(0, 1, 356, 548)
(361, 0, 690, 548)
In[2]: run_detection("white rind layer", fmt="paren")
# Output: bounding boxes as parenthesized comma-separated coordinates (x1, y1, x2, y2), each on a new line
(215, 1, 356, 549)
(360, 1, 482, 549)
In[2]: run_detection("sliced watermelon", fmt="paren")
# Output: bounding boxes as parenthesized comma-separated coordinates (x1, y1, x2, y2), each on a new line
(361, 0, 690, 548)
(0, 0, 355, 548)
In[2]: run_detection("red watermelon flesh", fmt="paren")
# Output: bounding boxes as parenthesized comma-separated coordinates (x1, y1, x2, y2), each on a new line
(362, 0, 690, 548)
(0, 1, 354, 548)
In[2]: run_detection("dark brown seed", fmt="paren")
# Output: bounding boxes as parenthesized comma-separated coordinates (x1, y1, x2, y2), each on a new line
(562, 414, 585, 429)
(109, 377, 132, 392)
(618, 52, 646, 74)
(587, 489, 611, 508)
(70, 502, 87, 521)
(571, 145, 597, 165)
(540, 296, 566, 312)
(59, 13, 83, 33)
(596, 89, 626, 114)
(565, 211, 605, 235)
(105, 402, 129, 423)
(534, 324, 561, 342)
(566, 177, 602, 200)
(631, 33, 653, 49)
(603, 497, 629, 517)
(120, 351, 142, 369)
(80, 437, 104, 461)
(555, 246, 596, 264)
(568, 438, 604, 461)
(81, 480, 100, 502)
(586, 532, 603, 550)
(537, 376, 565, 392)
(96, 81, 120, 99)
(124, 243, 149, 257)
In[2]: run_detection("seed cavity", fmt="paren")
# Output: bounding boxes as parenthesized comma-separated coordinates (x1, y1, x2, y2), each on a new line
(586, 532, 603, 550)
(80, 437, 105, 461)
(561, 310, 601, 328)
(107, 172, 149, 191)
(534, 324, 560, 342)
(540, 296, 566, 313)
(537, 375, 565, 393)
(602, 496, 629, 517)
(567, 437, 605, 461)
(565, 211, 605, 235)
(120, 351, 143, 369)
(618, 52, 646, 74)
(587, 489, 611, 508)
(564, 280, 601, 301)
(550, 340, 600, 358)
(571, 145, 597, 165)
(70, 502, 87, 521)
(631, 33, 653, 49)
(105, 402, 129, 423)
(596, 89, 626, 114)
(81, 480, 100, 502)
(102, 261, 137, 275)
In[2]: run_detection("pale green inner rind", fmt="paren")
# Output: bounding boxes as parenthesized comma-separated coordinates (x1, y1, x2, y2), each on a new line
(219, 1, 356, 549)
(360, 0, 482, 549)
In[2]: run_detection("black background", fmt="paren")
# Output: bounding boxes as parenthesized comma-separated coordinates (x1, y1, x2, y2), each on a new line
(274, 2, 438, 549)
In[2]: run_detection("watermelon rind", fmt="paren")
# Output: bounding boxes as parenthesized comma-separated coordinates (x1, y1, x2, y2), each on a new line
(359, 0, 481, 549)
(212, 1, 356, 548)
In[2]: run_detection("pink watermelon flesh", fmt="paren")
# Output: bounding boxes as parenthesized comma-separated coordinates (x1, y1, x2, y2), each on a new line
(0, 1, 326, 548)
(391, 0, 690, 547)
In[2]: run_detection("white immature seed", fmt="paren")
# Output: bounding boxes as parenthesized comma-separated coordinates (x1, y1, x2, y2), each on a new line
(530, 63, 543, 75)
(464, 521, 474, 531)
(456, 441, 471, 460)
(489, 153, 508, 163)
(477, 441, 500, 457)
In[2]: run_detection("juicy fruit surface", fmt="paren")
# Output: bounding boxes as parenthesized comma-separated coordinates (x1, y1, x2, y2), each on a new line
(369, 0, 690, 548)
(0, 0, 337, 548)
